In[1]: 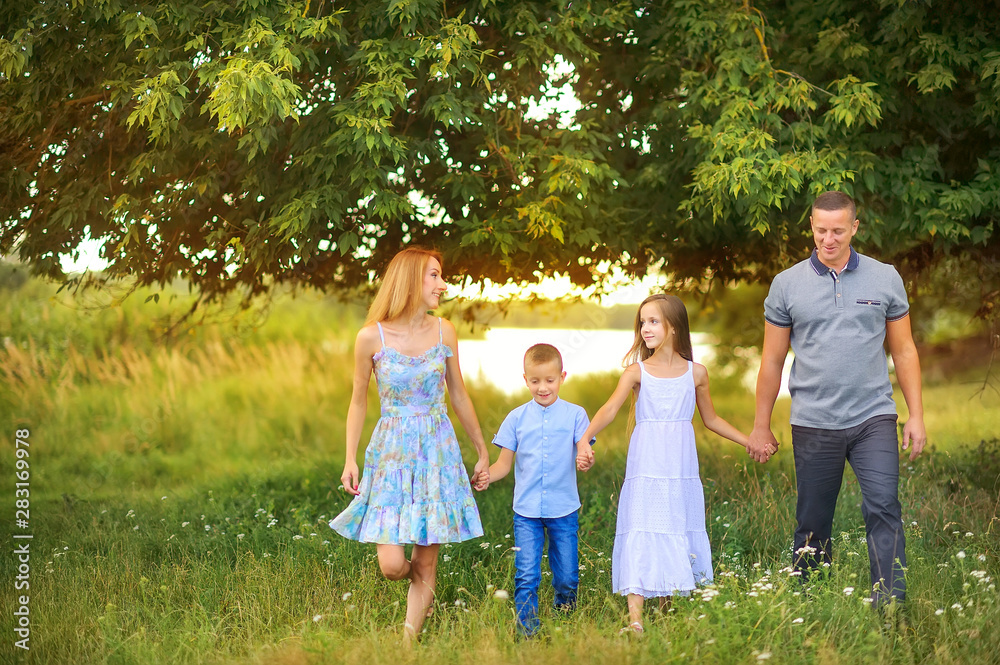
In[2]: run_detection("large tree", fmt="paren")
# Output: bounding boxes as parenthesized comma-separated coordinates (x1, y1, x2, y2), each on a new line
(2, 0, 998, 314)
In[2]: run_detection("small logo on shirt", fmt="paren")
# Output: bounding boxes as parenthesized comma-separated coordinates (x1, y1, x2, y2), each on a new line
(856, 299, 881, 306)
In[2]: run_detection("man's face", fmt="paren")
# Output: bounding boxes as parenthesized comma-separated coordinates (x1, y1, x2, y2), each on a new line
(810, 207, 859, 270)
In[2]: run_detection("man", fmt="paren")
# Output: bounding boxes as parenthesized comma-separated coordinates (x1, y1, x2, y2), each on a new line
(748, 191, 927, 607)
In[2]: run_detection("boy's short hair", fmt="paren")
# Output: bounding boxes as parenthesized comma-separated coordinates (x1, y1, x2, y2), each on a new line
(524, 343, 563, 372)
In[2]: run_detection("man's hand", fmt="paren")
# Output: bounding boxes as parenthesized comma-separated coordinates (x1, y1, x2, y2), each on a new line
(747, 426, 779, 463)
(901, 417, 927, 462)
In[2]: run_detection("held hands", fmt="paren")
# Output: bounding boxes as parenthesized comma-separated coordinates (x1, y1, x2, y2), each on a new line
(340, 460, 361, 496)
(471, 456, 490, 492)
(576, 442, 595, 472)
(746, 426, 779, 464)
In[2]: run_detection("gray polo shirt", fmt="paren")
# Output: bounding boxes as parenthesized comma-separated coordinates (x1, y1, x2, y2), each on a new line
(764, 247, 910, 429)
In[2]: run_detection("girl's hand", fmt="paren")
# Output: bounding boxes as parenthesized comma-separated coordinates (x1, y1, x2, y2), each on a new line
(340, 461, 361, 496)
(576, 443, 595, 472)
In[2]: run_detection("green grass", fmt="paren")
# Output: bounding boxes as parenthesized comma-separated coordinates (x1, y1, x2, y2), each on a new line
(1, 277, 999, 664)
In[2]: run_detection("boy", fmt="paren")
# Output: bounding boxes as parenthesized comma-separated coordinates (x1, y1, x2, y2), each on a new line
(489, 343, 596, 637)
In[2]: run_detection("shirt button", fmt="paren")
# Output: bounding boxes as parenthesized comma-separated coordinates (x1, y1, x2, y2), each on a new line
(837, 294, 841, 298)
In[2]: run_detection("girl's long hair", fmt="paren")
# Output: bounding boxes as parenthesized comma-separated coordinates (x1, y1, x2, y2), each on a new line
(365, 247, 443, 325)
(622, 294, 694, 436)
(622, 294, 693, 366)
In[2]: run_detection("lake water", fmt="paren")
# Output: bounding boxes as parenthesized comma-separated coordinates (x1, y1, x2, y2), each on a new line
(457, 328, 715, 394)
(458, 327, 792, 396)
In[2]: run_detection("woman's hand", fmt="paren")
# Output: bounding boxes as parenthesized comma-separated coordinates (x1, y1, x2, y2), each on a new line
(340, 460, 361, 496)
(471, 456, 490, 492)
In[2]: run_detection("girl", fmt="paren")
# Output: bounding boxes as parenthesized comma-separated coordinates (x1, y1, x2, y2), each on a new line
(330, 247, 490, 641)
(575, 294, 759, 634)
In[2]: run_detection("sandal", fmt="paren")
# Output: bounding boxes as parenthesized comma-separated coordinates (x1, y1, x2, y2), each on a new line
(618, 621, 644, 636)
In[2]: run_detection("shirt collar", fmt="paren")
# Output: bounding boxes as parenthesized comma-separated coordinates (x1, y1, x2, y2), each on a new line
(809, 246, 859, 275)
(528, 397, 561, 412)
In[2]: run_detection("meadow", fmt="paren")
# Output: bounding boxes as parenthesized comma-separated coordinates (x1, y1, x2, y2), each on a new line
(1, 273, 998, 665)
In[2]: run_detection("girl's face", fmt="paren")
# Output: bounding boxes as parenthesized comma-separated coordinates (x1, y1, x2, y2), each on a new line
(639, 302, 674, 351)
(422, 258, 447, 310)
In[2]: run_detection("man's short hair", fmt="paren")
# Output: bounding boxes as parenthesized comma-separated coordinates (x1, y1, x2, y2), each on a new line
(524, 343, 563, 371)
(812, 191, 856, 221)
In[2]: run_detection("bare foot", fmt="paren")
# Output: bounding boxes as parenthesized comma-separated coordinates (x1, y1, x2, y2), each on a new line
(618, 621, 644, 636)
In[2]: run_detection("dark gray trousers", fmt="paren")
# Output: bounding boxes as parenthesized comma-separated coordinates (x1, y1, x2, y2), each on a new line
(791, 414, 906, 604)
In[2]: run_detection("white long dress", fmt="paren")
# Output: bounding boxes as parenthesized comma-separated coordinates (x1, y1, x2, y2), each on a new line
(612, 360, 714, 597)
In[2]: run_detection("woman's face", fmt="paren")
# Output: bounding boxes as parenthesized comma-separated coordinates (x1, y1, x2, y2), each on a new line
(422, 258, 447, 309)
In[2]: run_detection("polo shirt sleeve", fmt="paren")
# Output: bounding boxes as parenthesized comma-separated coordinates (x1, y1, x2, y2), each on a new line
(885, 267, 910, 322)
(574, 406, 596, 446)
(763, 274, 792, 328)
(492, 407, 520, 452)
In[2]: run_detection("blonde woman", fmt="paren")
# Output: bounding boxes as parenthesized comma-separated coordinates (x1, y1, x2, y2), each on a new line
(330, 247, 489, 640)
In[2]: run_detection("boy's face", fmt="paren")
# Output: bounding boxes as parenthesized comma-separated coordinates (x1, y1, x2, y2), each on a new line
(523, 359, 566, 407)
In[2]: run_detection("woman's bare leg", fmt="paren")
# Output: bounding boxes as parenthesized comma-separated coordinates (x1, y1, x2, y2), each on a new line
(403, 544, 440, 641)
(376, 544, 411, 580)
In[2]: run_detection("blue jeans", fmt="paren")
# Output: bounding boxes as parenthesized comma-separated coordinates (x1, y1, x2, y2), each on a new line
(791, 414, 906, 605)
(513, 510, 579, 635)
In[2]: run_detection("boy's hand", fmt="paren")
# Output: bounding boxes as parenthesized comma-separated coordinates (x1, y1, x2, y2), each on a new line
(471, 458, 490, 491)
(576, 443, 595, 472)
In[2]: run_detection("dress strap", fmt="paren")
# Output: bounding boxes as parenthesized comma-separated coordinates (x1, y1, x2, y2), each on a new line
(437, 317, 443, 344)
(375, 322, 386, 348)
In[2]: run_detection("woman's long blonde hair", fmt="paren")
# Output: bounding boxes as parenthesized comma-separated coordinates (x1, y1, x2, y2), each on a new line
(623, 294, 694, 436)
(364, 247, 443, 325)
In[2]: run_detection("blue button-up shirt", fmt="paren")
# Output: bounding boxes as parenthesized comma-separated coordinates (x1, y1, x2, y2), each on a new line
(492, 398, 593, 519)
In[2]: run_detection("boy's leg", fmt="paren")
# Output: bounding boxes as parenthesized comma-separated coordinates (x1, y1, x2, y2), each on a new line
(846, 415, 906, 606)
(791, 424, 848, 579)
(545, 510, 579, 611)
(513, 513, 544, 636)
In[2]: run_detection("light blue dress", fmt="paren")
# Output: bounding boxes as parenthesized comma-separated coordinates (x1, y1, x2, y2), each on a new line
(330, 319, 484, 544)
